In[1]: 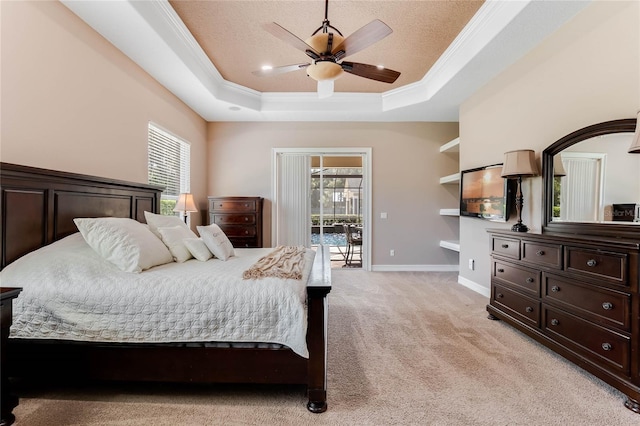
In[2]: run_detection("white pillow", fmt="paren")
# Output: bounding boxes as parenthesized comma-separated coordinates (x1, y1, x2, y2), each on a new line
(197, 224, 235, 261)
(144, 211, 188, 239)
(74, 217, 173, 273)
(183, 238, 213, 261)
(157, 226, 198, 263)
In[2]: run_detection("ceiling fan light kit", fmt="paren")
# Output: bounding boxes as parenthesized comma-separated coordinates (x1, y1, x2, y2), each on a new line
(306, 61, 343, 82)
(253, 0, 401, 98)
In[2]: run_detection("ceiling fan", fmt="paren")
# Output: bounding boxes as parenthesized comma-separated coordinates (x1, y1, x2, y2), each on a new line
(252, 0, 401, 98)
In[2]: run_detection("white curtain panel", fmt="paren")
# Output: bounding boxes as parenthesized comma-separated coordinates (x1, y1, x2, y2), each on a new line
(560, 157, 601, 221)
(275, 154, 310, 247)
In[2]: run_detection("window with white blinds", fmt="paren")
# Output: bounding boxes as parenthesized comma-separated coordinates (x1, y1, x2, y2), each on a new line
(148, 123, 190, 214)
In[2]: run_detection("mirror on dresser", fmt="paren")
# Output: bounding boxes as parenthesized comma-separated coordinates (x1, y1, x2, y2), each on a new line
(542, 118, 639, 238)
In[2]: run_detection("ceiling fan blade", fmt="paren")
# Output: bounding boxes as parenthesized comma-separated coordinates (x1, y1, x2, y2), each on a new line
(252, 63, 310, 77)
(331, 19, 392, 60)
(341, 62, 401, 84)
(317, 80, 334, 99)
(264, 22, 321, 59)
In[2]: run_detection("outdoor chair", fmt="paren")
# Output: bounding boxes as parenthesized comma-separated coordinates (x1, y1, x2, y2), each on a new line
(343, 224, 362, 266)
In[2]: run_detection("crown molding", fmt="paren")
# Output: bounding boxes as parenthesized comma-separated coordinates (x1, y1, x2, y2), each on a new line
(61, 0, 591, 122)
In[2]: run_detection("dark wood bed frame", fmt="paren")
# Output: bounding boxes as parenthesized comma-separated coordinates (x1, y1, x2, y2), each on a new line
(0, 162, 331, 413)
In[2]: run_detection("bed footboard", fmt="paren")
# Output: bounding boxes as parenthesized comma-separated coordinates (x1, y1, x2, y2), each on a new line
(306, 245, 332, 413)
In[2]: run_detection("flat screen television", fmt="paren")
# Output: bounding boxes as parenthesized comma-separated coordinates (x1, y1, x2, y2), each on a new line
(459, 164, 512, 222)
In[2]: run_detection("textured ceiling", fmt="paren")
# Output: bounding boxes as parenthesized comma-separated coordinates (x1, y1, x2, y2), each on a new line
(169, 0, 484, 94)
(61, 0, 590, 121)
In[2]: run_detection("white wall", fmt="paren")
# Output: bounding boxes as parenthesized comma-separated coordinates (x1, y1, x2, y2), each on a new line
(0, 1, 209, 226)
(458, 0, 640, 293)
(208, 121, 460, 268)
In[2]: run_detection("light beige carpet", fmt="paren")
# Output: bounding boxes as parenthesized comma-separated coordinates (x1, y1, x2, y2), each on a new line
(11, 270, 640, 425)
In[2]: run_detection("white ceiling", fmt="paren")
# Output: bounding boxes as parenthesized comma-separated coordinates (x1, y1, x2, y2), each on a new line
(60, 0, 590, 122)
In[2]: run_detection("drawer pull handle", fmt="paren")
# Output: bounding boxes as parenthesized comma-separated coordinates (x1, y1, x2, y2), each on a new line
(526, 277, 534, 283)
(536, 250, 545, 256)
(602, 302, 613, 310)
(501, 244, 509, 249)
(497, 268, 505, 273)
(551, 319, 559, 326)
(525, 306, 533, 313)
(245, 217, 249, 221)
(551, 286, 560, 293)
(602, 343, 612, 351)
(586, 259, 597, 267)
(496, 293, 504, 299)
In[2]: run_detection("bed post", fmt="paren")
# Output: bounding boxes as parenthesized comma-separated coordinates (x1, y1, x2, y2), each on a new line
(306, 245, 331, 413)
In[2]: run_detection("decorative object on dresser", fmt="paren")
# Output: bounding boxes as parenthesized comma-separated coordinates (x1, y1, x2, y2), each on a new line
(173, 193, 198, 223)
(1, 287, 22, 426)
(500, 149, 539, 232)
(208, 197, 263, 248)
(488, 117, 640, 414)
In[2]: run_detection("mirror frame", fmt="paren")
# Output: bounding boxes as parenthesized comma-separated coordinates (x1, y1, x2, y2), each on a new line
(542, 118, 638, 238)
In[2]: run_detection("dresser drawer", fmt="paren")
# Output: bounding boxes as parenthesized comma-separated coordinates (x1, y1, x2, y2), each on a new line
(231, 237, 259, 248)
(544, 306, 631, 376)
(209, 199, 257, 212)
(493, 261, 540, 297)
(492, 237, 520, 259)
(220, 225, 257, 238)
(211, 214, 256, 225)
(543, 274, 631, 331)
(565, 247, 628, 285)
(522, 241, 562, 269)
(492, 284, 540, 327)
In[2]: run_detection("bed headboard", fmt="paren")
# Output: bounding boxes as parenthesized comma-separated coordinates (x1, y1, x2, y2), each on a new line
(1, 162, 162, 269)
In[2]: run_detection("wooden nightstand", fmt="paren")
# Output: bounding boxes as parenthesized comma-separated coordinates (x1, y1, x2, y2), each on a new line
(1, 287, 22, 426)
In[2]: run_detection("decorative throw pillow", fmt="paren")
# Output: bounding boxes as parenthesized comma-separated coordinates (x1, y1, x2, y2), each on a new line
(157, 226, 198, 263)
(197, 224, 235, 261)
(74, 217, 173, 273)
(183, 238, 213, 261)
(144, 211, 189, 239)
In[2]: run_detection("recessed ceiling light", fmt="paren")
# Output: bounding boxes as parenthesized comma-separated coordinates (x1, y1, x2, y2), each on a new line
(261, 65, 273, 71)
(229, 106, 241, 111)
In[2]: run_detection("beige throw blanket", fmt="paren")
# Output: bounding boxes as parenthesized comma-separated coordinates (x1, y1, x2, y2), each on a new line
(242, 245, 307, 280)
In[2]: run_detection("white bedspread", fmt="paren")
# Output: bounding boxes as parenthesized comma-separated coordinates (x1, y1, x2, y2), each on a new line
(1, 233, 315, 358)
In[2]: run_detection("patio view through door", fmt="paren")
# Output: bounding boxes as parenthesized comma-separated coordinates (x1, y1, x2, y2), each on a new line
(272, 148, 371, 270)
(311, 155, 364, 268)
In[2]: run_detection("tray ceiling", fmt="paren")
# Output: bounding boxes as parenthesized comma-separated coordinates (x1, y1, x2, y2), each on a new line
(61, 0, 590, 121)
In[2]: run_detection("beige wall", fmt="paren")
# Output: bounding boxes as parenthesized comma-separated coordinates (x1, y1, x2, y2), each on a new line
(0, 1, 209, 226)
(459, 0, 640, 292)
(208, 122, 460, 267)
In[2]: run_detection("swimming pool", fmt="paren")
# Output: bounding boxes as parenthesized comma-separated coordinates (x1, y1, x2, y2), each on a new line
(311, 233, 347, 246)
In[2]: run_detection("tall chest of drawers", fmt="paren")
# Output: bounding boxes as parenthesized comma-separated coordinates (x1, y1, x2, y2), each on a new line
(487, 229, 640, 412)
(208, 197, 263, 248)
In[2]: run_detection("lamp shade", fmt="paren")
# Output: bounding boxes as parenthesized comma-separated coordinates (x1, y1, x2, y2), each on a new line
(553, 154, 567, 177)
(501, 149, 539, 178)
(173, 193, 198, 213)
(629, 110, 640, 153)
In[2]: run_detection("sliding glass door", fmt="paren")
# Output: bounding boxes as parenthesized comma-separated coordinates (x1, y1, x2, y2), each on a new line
(272, 148, 371, 270)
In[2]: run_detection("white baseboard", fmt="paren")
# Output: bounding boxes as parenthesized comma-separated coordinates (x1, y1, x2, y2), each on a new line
(457, 275, 490, 297)
(371, 264, 460, 272)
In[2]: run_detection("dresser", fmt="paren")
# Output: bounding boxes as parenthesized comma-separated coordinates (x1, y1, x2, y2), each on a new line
(487, 229, 640, 412)
(208, 197, 263, 248)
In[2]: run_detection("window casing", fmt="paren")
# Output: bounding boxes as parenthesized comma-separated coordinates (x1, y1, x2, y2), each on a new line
(148, 123, 191, 216)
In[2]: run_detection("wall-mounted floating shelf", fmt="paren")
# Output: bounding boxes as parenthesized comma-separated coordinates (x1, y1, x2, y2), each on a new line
(439, 240, 460, 252)
(439, 209, 460, 216)
(439, 173, 460, 185)
(439, 137, 460, 153)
